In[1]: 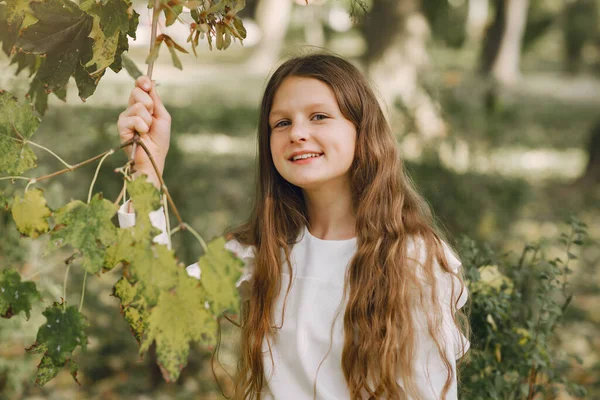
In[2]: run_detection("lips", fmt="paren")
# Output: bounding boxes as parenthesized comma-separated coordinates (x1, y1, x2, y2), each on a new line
(288, 152, 324, 161)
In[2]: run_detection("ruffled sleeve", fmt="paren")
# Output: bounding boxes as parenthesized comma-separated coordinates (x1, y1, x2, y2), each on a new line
(224, 239, 256, 302)
(404, 237, 470, 399)
(117, 200, 256, 301)
(116, 199, 169, 245)
(438, 241, 470, 359)
(185, 238, 256, 302)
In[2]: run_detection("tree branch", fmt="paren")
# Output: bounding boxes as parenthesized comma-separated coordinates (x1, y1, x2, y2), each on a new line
(34, 139, 134, 183)
(134, 137, 183, 226)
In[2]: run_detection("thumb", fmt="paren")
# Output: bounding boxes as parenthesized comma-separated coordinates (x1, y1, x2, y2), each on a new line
(148, 82, 169, 119)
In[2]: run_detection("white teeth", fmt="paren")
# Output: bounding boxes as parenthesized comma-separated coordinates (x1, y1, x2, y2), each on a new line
(292, 153, 322, 161)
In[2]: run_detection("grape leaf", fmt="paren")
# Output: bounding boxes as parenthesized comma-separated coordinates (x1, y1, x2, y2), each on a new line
(15, 0, 95, 103)
(103, 228, 135, 271)
(0, 90, 40, 175)
(0, 268, 41, 319)
(34, 354, 79, 386)
(112, 277, 148, 342)
(140, 269, 217, 382)
(80, 0, 139, 76)
(27, 301, 88, 386)
(198, 236, 244, 316)
(126, 175, 162, 239)
(11, 188, 51, 238)
(126, 241, 179, 307)
(50, 193, 118, 274)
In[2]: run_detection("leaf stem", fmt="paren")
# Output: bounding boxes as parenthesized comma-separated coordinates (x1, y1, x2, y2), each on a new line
(162, 192, 172, 250)
(34, 139, 133, 183)
(0, 176, 31, 182)
(114, 181, 126, 205)
(88, 149, 114, 203)
(24, 179, 36, 192)
(182, 222, 208, 253)
(63, 264, 71, 311)
(79, 271, 87, 313)
(26, 140, 73, 170)
(135, 137, 183, 225)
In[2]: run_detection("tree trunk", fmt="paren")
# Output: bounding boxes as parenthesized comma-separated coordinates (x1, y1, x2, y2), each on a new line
(480, 0, 529, 85)
(245, 0, 294, 73)
(361, 0, 446, 139)
(466, 0, 490, 42)
(577, 119, 600, 185)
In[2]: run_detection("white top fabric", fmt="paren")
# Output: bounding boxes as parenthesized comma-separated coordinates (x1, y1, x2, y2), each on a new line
(117, 202, 470, 399)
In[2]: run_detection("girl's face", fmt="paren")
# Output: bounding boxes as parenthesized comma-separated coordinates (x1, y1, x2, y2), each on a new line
(269, 76, 357, 191)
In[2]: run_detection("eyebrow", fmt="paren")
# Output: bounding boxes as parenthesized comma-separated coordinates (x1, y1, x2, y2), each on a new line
(269, 103, 332, 120)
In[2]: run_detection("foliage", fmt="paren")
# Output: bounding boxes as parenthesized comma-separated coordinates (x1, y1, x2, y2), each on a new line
(11, 188, 50, 238)
(0, 269, 41, 319)
(458, 217, 590, 399)
(0, 90, 40, 175)
(26, 301, 89, 386)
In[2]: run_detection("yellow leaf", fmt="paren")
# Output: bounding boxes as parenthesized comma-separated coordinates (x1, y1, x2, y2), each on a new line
(11, 189, 51, 238)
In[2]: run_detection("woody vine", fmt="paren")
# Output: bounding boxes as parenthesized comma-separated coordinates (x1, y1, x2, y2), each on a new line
(0, 0, 253, 387)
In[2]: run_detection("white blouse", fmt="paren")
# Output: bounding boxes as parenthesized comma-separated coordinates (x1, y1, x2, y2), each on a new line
(118, 202, 470, 399)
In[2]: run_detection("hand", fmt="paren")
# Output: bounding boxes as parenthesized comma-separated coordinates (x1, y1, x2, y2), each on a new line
(117, 75, 171, 187)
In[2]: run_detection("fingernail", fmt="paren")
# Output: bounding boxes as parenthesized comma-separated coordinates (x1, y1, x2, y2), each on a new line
(144, 83, 151, 90)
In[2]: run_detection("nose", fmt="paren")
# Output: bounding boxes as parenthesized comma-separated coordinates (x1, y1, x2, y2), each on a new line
(288, 120, 309, 143)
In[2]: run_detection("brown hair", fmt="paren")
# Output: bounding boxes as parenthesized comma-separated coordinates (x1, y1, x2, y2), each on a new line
(224, 53, 469, 399)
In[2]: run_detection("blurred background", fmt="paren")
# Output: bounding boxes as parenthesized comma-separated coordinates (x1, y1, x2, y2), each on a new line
(0, 0, 599, 398)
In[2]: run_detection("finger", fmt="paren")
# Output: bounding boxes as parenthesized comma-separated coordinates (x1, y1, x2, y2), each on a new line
(147, 82, 170, 121)
(128, 87, 154, 114)
(135, 75, 153, 92)
(123, 102, 153, 126)
(121, 115, 150, 136)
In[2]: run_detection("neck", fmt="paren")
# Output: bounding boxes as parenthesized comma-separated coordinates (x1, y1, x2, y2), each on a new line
(302, 180, 356, 240)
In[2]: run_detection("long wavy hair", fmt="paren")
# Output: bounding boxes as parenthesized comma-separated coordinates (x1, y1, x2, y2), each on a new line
(223, 53, 470, 399)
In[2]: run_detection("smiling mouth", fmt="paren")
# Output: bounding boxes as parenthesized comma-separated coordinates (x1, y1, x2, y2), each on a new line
(289, 153, 324, 162)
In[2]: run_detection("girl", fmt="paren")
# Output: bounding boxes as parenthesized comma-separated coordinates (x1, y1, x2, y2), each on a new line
(116, 54, 470, 399)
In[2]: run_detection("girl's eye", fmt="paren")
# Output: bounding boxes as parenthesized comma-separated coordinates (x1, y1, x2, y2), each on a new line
(273, 114, 327, 128)
(274, 120, 290, 128)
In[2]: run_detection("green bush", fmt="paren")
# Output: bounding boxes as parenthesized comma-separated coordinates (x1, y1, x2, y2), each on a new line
(458, 217, 589, 399)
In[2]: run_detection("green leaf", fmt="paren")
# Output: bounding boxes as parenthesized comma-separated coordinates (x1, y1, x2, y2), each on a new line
(5, 0, 38, 26)
(34, 354, 63, 386)
(197, 236, 244, 315)
(112, 277, 148, 342)
(164, 3, 183, 26)
(0, 90, 40, 174)
(25, 77, 50, 116)
(140, 270, 217, 382)
(127, 241, 179, 306)
(80, 0, 131, 38)
(126, 175, 162, 239)
(103, 228, 135, 270)
(11, 188, 51, 238)
(120, 52, 143, 79)
(27, 302, 88, 386)
(15, 0, 95, 98)
(166, 40, 183, 69)
(0, 268, 41, 319)
(80, 0, 138, 76)
(50, 193, 118, 274)
(84, 15, 120, 73)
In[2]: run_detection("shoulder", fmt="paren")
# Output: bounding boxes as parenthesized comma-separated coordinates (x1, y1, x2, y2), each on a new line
(406, 234, 468, 313)
(224, 238, 256, 263)
(405, 235, 462, 274)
